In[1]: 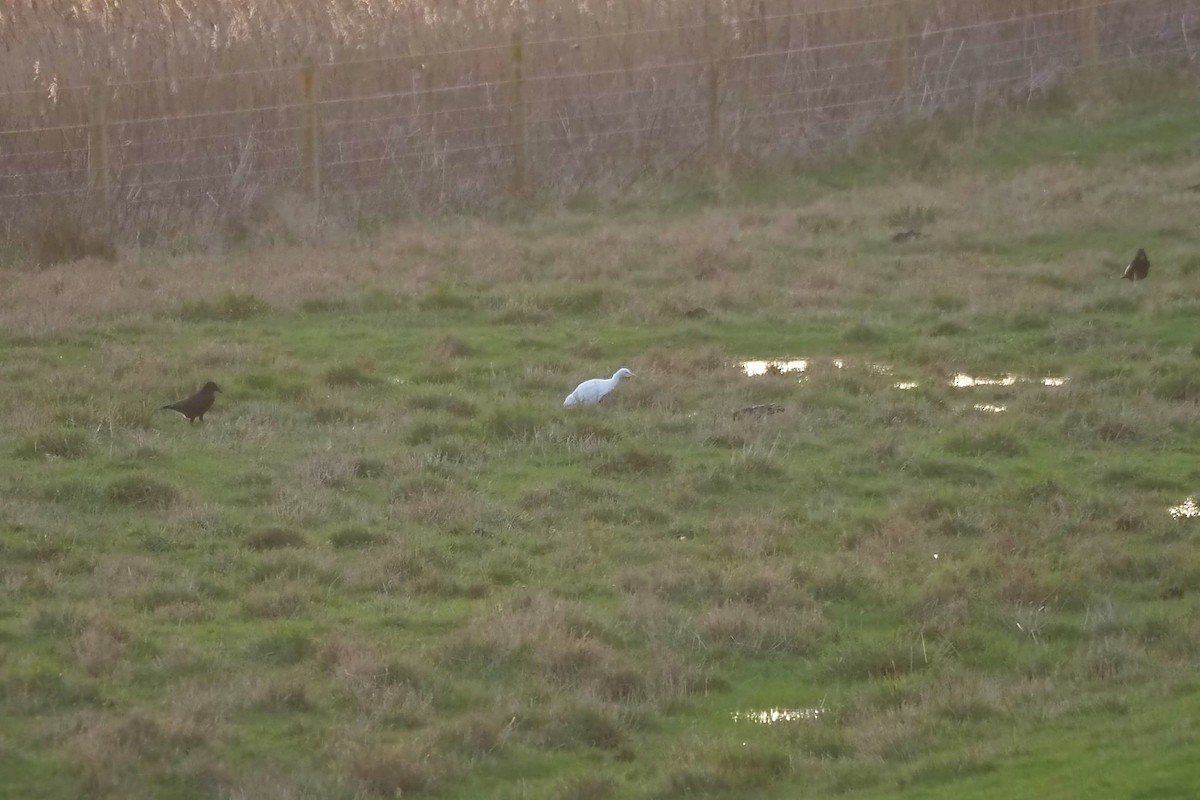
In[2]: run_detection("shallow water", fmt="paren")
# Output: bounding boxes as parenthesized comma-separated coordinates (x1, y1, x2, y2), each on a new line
(741, 358, 1069, 396)
(731, 707, 824, 724)
(951, 373, 1019, 388)
(973, 403, 1007, 414)
(1169, 497, 1199, 519)
(951, 373, 1070, 389)
(740, 359, 809, 378)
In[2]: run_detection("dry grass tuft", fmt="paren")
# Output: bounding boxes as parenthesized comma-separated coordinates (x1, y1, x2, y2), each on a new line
(349, 744, 444, 798)
(527, 700, 629, 752)
(73, 616, 131, 678)
(240, 581, 314, 620)
(245, 527, 307, 551)
(697, 602, 828, 655)
(28, 213, 117, 267)
(558, 773, 616, 800)
(321, 634, 434, 726)
(68, 689, 224, 795)
(105, 475, 179, 510)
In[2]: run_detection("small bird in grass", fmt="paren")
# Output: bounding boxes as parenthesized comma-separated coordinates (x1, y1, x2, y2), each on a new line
(161, 381, 221, 423)
(563, 368, 633, 407)
(1121, 248, 1150, 281)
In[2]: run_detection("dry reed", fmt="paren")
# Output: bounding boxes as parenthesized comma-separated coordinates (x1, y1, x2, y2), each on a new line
(0, 0, 1193, 244)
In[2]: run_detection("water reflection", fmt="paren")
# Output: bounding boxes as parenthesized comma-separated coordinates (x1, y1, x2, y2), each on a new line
(741, 359, 808, 377)
(952, 373, 1019, 388)
(973, 403, 1007, 414)
(731, 707, 824, 724)
(951, 373, 1069, 388)
(1169, 498, 1199, 519)
(739, 360, 1068, 395)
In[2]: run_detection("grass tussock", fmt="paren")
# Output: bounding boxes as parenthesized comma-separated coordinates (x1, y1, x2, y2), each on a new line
(27, 213, 117, 266)
(105, 475, 180, 510)
(16, 429, 93, 460)
(179, 290, 271, 321)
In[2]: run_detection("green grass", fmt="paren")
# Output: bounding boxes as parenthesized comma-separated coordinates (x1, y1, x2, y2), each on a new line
(2, 74, 1200, 799)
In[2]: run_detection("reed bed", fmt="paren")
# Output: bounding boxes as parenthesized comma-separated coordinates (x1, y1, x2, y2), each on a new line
(0, 0, 1194, 243)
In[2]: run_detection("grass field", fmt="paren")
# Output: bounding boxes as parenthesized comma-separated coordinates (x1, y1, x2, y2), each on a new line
(2, 72, 1200, 799)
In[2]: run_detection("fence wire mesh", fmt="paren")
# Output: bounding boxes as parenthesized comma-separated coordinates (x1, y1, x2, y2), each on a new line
(0, 0, 1195, 238)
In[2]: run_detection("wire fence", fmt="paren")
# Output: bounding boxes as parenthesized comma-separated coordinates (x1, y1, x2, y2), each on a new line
(0, 0, 1196, 240)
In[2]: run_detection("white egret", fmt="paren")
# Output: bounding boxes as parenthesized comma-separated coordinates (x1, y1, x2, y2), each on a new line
(563, 368, 633, 407)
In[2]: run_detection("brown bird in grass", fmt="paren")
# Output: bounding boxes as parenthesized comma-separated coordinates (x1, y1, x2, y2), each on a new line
(161, 381, 221, 423)
(1121, 248, 1150, 281)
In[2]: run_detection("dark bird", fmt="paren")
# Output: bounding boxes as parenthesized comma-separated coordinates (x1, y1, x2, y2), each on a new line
(161, 381, 221, 423)
(1121, 248, 1150, 281)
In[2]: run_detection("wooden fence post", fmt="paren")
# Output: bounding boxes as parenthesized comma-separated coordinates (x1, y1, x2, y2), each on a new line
(511, 24, 529, 196)
(1079, 0, 1100, 80)
(1021, 0, 1034, 61)
(89, 79, 112, 230)
(890, 1, 910, 97)
(300, 58, 321, 215)
(704, 0, 722, 170)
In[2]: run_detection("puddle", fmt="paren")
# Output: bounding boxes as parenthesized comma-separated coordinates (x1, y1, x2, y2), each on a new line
(740, 360, 1069, 399)
(951, 373, 1019, 388)
(741, 359, 808, 378)
(951, 373, 1069, 389)
(731, 707, 824, 725)
(1169, 498, 1199, 519)
(973, 403, 1007, 414)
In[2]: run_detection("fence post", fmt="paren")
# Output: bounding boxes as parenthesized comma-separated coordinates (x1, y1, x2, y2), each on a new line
(89, 79, 112, 231)
(889, 1, 910, 97)
(704, 0, 722, 170)
(300, 58, 321, 215)
(511, 24, 529, 196)
(1079, 0, 1100, 80)
(1021, 0, 1034, 61)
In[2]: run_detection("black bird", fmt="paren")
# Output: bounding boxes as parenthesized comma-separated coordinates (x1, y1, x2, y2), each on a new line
(1121, 248, 1150, 281)
(161, 381, 221, 423)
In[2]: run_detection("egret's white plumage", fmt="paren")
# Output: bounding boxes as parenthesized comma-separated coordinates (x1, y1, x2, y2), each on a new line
(563, 368, 634, 407)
